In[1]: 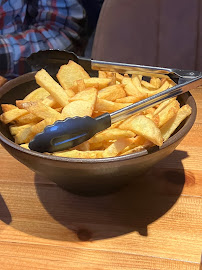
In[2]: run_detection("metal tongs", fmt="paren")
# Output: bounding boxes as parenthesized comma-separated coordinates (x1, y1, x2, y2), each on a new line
(29, 60, 202, 153)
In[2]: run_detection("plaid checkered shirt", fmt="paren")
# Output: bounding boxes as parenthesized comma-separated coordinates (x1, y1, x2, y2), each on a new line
(0, 0, 85, 78)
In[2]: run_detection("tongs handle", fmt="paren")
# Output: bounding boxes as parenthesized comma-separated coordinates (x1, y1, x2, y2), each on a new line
(110, 76, 202, 123)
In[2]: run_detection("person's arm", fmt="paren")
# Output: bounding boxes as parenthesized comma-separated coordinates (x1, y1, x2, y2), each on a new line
(0, 0, 85, 78)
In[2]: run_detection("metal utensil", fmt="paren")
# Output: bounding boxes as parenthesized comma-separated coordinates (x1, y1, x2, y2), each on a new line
(29, 60, 202, 153)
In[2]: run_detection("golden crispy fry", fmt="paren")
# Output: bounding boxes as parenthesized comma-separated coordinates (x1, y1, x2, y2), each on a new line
(41, 95, 59, 108)
(20, 143, 30, 149)
(1, 104, 16, 112)
(23, 87, 49, 102)
(115, 73, 124, 82)
(89, 142, 104, 150)
(56, 60, 90, 90)
(53, 150, 104, 158)
(120, 145, 145, 155)
(132, 76, 146, 93)
(0, 108, 28, 124)
(77, 79, 86, 91)
(124, 79, 147, 100)
(15, 113, 41, 125)
(74, 141, 90, 151)
(143, 107, 156, 115)
(70, 88, 97, 103)
(89, 128, 135, 144)
(9, 124, 34, 136)
(103, 138, 133, 158)
(35, 69, 69, 106)
(62, 100, 95, 117)
(120, 136, 151, 154)
(98, 84, 126, 101)
(16, 101, 61, 119)
(122, 77, 131, 85)
(95, 99, 132, 113)
(83, 78, 111, 90)
(141, 80, 156, 90)
(147, 80, 170, 97)
(15, 126, 34, 144)
(65, 88, 75, 97)
(105, 72, 116, 85)
(119, 115, 163, 146)
(161, 104, 192, 141)
(158, 100, 180, 127)
(150, 77, 161, 88)
(153, 98, 176, 116)
(98, 71, 107, 78)
(116, 96, 139, 103)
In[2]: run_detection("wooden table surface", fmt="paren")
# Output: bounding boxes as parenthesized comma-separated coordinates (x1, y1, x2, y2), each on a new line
(0, 88, 201, 270)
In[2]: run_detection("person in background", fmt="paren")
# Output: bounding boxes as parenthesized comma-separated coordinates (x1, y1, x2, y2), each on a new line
(81, 0, 104, 57)
(0, 0, 86, 79)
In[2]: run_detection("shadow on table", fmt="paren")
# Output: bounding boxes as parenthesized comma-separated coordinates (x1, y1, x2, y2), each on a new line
(0, 194, 12, 225)
(31, 149, 188, 241)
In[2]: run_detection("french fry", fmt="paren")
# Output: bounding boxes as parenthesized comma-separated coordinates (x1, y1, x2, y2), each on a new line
(56, 60, 90, 90)
(0, 108, 28, 124)
(35, 69, 69, 107)
(15, 113, 41, 125)
(16, 101, 61, 119)
(120, 145, 146, 155)
(41, 95, 60, 108)
(161, 104, 192, 141)
(141, 80, 156, 89)
(124, 79, 147, 100)
(77, 79, 86, 92)
(147, 80, 170, 97)
(119, 115, 163, 146)
(153, 98, 176, 116)
(20, 144, 30, 149)
(53, 150, 104, 158)
(103, 138, 133, 158)
(106, 72, 116, 85)
(89, 128, 135, 144)
(23, 87, 49, 102)
(75, 141, 90, 151)
(158, 100, 180, 127)
(150, 77, 161, 88)
(95, 99, 132, 113)
(82, 78, 111, 90)
(132, 76, 146, 94)
(9, 124, 34, 136)
(98, 84, 126, 101)
(99, 71, 107, 78)
(15, 126, 34, 144)
(65, 88, 75, 97)
(62, 100, 95, 118)
(70, 88, 97, 103)
(116, 73, 124, 82)
(1, 104, 17, 112)
(116, 96, 139, 103)
(120, 136, 152, 155)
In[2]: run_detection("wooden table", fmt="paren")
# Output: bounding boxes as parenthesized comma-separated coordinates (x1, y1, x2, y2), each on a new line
(0, 89, 201, 270)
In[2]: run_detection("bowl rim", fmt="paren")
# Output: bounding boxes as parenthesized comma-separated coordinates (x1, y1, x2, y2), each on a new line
(0, 72, 197, 164)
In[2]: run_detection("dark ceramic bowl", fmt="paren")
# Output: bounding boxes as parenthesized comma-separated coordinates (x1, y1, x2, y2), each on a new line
(0, 53, 197, 196)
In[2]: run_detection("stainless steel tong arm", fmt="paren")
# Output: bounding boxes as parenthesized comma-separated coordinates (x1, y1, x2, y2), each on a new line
(110, 76, 202, 123)
(91, 59, 202, 79)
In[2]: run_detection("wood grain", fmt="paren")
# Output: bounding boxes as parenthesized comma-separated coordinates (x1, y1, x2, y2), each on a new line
(0, 88, 201, 269)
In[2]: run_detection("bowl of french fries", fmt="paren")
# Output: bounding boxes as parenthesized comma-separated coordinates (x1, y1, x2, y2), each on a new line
(0, 53, 196, 195)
